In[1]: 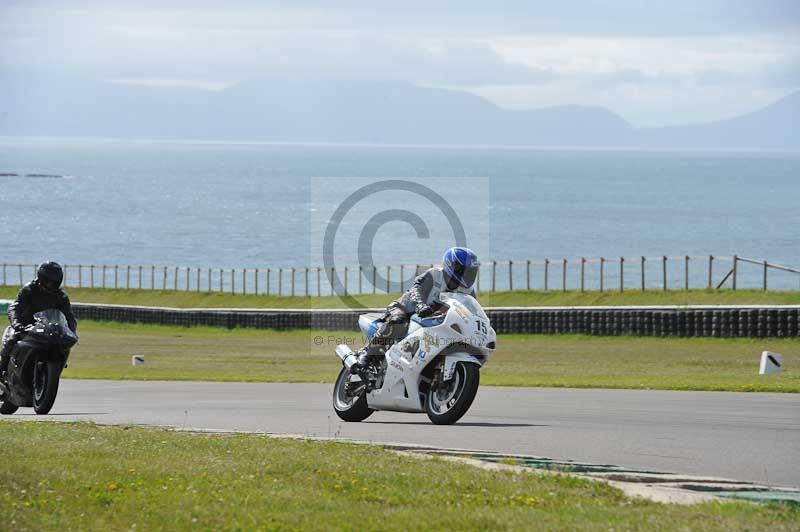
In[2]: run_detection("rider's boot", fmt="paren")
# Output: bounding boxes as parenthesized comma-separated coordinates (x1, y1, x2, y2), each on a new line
(353, 346, 378, 370)
(0, 343, 12, 379)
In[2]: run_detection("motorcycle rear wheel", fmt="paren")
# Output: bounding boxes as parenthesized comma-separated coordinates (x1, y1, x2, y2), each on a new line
(332, 367, 373, 422)
(425, 362, 480, 425)
(32, 358, 61, 415)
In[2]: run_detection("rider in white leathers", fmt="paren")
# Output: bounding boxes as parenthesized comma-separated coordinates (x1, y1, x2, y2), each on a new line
(355, 247, 479, 368)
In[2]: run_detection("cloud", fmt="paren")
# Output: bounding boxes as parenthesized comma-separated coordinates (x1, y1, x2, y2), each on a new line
(1, 1, 798, 126)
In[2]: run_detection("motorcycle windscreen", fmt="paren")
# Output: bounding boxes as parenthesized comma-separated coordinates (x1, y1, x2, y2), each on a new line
(33, 309, 78, 342)
(441, 293, 488, 320)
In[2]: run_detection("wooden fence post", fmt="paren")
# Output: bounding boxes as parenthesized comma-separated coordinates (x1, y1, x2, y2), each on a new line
(662, 256, 667, 291)
(599, 257, 604, 292)
(291, 268, 295, 296)
(639, 257, 645, 291)
(492, 261, 497, 292)
(344, 267, 348, 295)
(732, 255, 738, 290)
(372, 266, 377, 294)
(278, 268, 282, 296)
(509, 260, 513, 292)
(580, 257, 585, 292)
(386, 265, 391, 293)
(526, 260, 531, 290)
(619, 257, 624, 292)
(186, 267, 190, 291)
(562, 258, 567, 292)
(763, 260, 768, 291)
(684, 255, 689, 290)
(544, 259, 549, 291)
(708, 255, 713, 289)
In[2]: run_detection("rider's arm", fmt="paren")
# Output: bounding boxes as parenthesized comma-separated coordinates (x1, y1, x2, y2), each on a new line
(8, 286, 31, 331)
(407, 270, 434, 313)
(58, 293, 78, 333)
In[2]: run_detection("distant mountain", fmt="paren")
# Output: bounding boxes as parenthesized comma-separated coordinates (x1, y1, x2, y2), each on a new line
(640, 90, 800, 149)
(0, 74, 797, 149)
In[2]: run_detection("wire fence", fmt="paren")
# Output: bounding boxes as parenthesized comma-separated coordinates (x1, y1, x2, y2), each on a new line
(1, 255, 799, 296)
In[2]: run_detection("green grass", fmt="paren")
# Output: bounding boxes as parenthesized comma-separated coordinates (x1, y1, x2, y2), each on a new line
(2, 286, 799, 309)
(2, 421, 797, 531)
(63, 321, 800, 392)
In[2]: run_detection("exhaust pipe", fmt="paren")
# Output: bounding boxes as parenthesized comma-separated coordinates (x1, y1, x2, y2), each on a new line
(335, 344, 359, 370)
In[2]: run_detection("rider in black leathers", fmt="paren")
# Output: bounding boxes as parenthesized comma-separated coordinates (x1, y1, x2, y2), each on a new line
(0, 262, 77, 377)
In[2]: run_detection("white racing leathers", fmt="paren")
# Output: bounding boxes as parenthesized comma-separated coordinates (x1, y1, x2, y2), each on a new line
(396, 267, 475, 314)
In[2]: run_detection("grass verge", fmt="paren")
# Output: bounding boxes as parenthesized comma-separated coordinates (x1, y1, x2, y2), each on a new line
(2, 286, 799, 309)
(2, 421, 797, 531)
(63, 321, 800, 392)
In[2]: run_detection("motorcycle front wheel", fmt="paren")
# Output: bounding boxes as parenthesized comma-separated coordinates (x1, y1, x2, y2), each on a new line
(332, 367, 374, 422)
(425, 362, 480, 425)
(32, 357, 61, 415)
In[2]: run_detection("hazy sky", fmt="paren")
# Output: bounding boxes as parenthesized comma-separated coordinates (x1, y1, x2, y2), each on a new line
(2, 0, 798, 126)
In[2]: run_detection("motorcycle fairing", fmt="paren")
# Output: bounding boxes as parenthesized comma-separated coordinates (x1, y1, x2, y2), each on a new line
(365, 293, 495, 413)
(357, 313, 384, 341)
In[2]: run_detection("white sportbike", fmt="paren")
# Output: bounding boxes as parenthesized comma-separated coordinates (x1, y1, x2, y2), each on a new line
(332, 292, 496, 425)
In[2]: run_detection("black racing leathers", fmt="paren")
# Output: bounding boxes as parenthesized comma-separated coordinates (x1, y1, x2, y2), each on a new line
(0, 280, 77, 374)
(8, 280, 77, 334)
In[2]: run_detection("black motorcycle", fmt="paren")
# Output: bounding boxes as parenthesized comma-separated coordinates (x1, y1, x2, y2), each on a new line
(0, 309, 77, 415)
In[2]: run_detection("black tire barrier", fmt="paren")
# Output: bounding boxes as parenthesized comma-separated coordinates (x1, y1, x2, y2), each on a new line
(70, 303, 800, 338)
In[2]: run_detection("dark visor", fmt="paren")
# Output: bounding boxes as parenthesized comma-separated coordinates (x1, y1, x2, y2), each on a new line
(452, 262, 478, 288)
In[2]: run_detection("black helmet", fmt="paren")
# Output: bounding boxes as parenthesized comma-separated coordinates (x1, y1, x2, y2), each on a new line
(37, 261, 63, 292)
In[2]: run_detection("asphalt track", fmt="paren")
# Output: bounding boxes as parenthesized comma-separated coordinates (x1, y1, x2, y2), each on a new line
(12, 380, 800, 488)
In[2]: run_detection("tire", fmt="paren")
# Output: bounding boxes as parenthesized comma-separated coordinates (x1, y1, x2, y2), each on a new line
(332, 367, 373, 422)
(32, 358, 61, 415)
(0, 400, 18, 415)
(425, 362, 480, 425)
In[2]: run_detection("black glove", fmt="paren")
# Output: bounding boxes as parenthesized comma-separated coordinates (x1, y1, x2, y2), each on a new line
(417, 305, 434, 318)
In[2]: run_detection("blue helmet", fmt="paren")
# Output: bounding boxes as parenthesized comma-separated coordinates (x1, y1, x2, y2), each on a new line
(442, 247, 479, 290)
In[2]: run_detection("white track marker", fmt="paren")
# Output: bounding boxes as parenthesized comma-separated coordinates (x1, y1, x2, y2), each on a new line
(759, 351, 782, 375)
